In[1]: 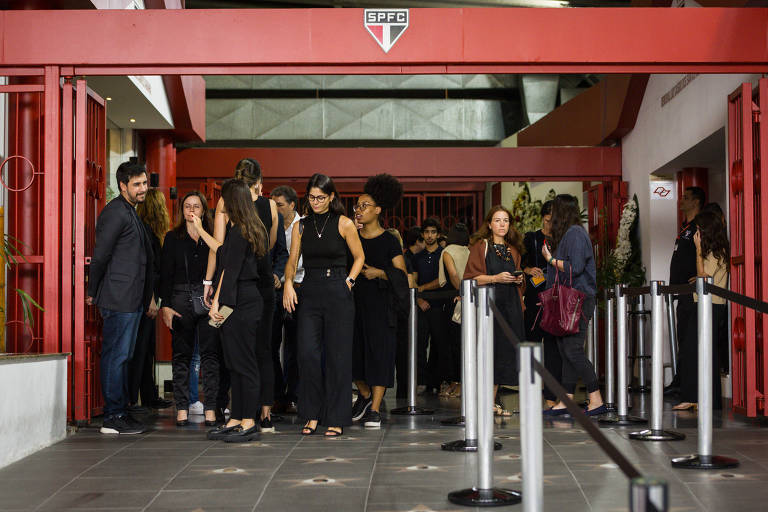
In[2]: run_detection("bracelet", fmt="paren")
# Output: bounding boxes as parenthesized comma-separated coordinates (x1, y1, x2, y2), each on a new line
(203, 280, 213, 286)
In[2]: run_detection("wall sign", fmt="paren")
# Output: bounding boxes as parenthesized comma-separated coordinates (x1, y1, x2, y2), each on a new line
(364, 9, 409, 53)
(650, 181, 675, 200)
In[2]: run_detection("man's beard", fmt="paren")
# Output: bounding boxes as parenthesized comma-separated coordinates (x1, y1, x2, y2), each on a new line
(131, 192, 146, 204)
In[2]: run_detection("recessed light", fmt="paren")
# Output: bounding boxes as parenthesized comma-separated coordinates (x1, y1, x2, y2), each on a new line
(129, 118, 136, 123)
(106, 97, 112, 101)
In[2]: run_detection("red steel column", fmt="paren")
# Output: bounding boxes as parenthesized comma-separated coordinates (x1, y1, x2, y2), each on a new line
(6, 76, 44, 353)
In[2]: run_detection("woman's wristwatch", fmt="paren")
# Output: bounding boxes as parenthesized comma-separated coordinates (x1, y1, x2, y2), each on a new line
(203, 280, 213, 286)
(346, 276, 356, 287)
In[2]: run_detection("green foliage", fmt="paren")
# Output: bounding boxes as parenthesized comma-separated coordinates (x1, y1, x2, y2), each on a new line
(1, 234, 45, 330)
(510, 184, 556, 236)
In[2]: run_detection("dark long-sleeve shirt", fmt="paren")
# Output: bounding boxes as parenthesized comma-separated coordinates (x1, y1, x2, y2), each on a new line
(270, 212, 289, 280)
(214, 223, 262, 307)
(159, 230, 212, 306)
(546, 225, 597, 298)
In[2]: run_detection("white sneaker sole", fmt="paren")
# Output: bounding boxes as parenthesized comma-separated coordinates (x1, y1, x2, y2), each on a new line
(99, 427, 141, 435)
(261, 427, 275, 433)
(363, 421, 381, 428)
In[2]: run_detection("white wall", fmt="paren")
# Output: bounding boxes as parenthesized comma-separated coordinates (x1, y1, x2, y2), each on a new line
(0, 356, 68, 468)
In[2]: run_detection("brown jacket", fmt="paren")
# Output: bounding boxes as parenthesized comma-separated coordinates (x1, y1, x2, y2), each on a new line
(464, 239, 525, 310)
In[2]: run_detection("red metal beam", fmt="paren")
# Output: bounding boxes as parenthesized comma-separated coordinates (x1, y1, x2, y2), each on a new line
(1, 8, 767, 74)
(176, 147, 621, 183)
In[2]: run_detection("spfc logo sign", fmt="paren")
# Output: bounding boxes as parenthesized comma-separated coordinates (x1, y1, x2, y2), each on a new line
(364, 9, 409, 53)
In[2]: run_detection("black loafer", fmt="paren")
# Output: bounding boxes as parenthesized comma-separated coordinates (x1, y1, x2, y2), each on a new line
(207, 424, 239, 440)
(176, 418, 189, 427)
(223, 425, 260, 443)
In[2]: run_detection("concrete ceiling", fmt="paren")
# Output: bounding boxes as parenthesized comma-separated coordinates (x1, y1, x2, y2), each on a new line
(87, 76, 174, 130)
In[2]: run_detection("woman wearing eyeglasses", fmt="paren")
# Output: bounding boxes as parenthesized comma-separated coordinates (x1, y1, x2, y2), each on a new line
(283, 173, 365, 437)
(350, 174, 408, 428)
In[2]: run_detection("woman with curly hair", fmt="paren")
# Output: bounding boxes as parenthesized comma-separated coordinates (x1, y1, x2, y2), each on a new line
(464, 205, 525, 417)
(541, 194, 604, 417)
(674, 210, 729, 411)
(350, 174, 408, 428)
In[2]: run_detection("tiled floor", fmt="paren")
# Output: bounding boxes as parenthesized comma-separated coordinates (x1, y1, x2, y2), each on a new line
(2, 391, 767, 512)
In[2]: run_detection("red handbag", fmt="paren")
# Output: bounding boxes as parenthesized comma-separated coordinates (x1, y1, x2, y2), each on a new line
(537, 267, 585, 337)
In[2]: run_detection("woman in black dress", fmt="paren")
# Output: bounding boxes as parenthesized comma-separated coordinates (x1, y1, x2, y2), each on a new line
(283, 173, 365, 437)
(206, 179, 269, 442)
(160, 191, 220, 427)
(522, 200, 561, 408)
(350, 174, 408, 428)
(464, 205, 525, 417)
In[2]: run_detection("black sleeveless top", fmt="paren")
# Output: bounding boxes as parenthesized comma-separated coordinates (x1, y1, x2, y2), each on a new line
(301, 211, 347, 269)
(254, 197, 273, 288)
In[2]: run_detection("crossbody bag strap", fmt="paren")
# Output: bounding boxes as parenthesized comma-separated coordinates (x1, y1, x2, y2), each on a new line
(183, 250, 195, 302)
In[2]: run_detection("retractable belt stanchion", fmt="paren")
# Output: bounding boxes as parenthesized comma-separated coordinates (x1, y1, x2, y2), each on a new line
(630, 477, 669, 512)
(391, 288, 434, 416)
(629, 281, 685, 442)
(586, 314, 595, 369)
(600, 284, 647, 427)
(519, 343, 543, 512)
(605, 289, 616, 412)
(671, 278, 739, 470)
(449, 286, 521, 507)
(443, 280, 500, 451)
(591, 302, 599, 377)
(665, 293, 679, 378)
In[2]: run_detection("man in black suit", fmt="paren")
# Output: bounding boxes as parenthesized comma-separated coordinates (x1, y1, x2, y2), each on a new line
(87, 162, 154, 435)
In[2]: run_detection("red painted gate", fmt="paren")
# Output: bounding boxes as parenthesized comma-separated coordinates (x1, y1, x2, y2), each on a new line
(727, 80, 768, 418)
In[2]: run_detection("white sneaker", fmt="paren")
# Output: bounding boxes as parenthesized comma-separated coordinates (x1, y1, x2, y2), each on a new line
(189, 401, 204, 415)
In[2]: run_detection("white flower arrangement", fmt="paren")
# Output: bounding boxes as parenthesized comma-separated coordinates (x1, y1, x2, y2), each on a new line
(610, 195, 638, 278)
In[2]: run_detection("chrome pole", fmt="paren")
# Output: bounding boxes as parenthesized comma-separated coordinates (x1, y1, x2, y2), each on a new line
(629, 281, 684, 441)
(591, 302, 600, 377)
(448, 286, 520, 506)
(605, 289, 616, 411)
(636, 295, 649, 392)
(391, 287, 434, 416)
(630, 477, 668, 512)
(671, 277, 738, 469)
(600, 285, 646, 426)
(586, 314, 595, 367)
(519, 343, 543, 512)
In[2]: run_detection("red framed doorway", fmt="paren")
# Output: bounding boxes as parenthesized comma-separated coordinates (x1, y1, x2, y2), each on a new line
(2, 7, 766, 421)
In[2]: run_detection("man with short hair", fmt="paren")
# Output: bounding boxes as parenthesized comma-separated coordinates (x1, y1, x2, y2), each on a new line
(412, 218, 446, 393)
(270, 185, 303, 413)
(667, 185, 705, 394)
(87, 162, 154, 434)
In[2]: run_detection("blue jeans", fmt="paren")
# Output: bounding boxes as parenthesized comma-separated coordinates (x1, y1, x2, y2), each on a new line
(100, 307, 143, 419)
(189, 336, 200, 404)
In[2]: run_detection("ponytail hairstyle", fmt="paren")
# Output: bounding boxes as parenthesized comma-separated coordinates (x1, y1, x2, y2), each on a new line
(221, 178, 268, 257)
(305, 173, 345, 216)
(234, 158, 262, 190)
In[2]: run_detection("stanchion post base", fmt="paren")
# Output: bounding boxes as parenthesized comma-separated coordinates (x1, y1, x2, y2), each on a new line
(598, 414, 647, 427)
(629, 429, 686, 441)
(390, 406, 435, 416)
(440, 416, 465, 426)
(671, 454, 740, 470)
(441, 439, 502, 452)
(448, 487, 522, 507)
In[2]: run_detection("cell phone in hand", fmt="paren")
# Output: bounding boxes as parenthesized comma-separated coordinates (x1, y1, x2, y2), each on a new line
(511, 270, 524, 278)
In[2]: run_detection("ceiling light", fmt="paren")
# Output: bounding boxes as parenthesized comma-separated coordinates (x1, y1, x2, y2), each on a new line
(129, 118, 136, 123)
(106, 97, 112, 101)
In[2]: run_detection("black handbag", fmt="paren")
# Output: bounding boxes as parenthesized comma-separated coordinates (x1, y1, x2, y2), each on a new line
(184, 252, 210, 317)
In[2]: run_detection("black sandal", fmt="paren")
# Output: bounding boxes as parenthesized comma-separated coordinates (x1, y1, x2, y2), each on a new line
(302, 422, 317, 436)
(324, 427, 343, 437)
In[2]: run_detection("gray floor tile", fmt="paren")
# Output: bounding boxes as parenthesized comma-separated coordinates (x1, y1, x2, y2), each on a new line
(37, 490, 157, 510)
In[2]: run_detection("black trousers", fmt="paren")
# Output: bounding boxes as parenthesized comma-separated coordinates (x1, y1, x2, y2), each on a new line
(557, 296, 599, 395)
(170, 292, 221, 411)
(220, 285, 263, 420)
(297, 271, 355, 427)
(679, 302, 723, 408)
(128, 313, 158, 405)
(258, 286, 276, 406)
(417, 303, 447, 388)
(272, 287, 300, 404)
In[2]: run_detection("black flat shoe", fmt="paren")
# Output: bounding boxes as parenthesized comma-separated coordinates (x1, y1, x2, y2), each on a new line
(205, 419, 219, 427)
(223, 425, 260, 443)
(207, 424, 239, 440)
(176, 418, 189, 426)
(324, 427, 343, 437)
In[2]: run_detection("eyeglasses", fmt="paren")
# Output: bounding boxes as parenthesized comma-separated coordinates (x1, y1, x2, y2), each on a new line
(183, 203, 202, 211)
(353, 202, 375, 212)
(307, 194, 329, 203)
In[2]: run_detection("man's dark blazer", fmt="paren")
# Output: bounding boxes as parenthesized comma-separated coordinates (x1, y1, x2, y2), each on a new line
(87, 194, 154, 313)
